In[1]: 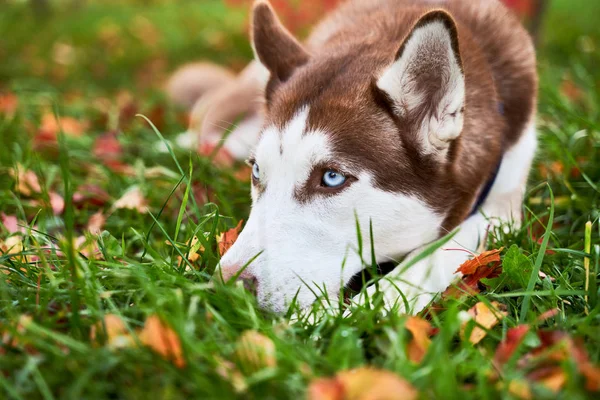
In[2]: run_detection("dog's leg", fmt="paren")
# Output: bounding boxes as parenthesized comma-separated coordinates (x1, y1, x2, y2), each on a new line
(363, 123, 538, 313)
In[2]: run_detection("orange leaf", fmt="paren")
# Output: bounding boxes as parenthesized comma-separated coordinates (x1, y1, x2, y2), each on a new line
(455, 248, 503, 275)
(308, 367, 418, 400)
(217, 220, 243, 257)
(139, 315, 185, 368)
(461, 301, 507, 344)
(405, 316, 432, 363)
(39, 112, 88, 138)
(90, 314, 133, 349)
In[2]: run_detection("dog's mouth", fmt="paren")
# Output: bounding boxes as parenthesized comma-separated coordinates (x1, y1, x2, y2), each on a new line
(343, 260, 399, 301)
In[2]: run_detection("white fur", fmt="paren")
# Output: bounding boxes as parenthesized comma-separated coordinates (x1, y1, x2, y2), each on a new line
(364, 122, 538, 312)
(217, 107, 444, 313)
(377, 20, 465, 157)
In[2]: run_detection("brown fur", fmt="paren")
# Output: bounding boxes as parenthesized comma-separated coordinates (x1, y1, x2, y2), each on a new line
(253, 0, 537, 233)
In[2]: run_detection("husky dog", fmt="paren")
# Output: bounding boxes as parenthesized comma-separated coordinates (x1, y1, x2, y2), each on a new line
(169, 0, 537, 313)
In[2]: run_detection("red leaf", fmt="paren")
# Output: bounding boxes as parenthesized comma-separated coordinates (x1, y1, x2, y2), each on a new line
(494, 325, 530, 365)
(73, 184, 111, 208)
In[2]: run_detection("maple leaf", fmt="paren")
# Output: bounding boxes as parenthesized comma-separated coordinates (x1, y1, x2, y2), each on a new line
(461, 301, 508, 344)
(217, 220, 243, 257)
(113, 186, 148, 213)
(308, 367, 418, 400)
(405, 316, 433, 363)
(139, 315, 185, 368)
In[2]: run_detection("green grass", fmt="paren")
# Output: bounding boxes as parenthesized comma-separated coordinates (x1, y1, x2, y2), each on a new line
(1, 0, 600, 398)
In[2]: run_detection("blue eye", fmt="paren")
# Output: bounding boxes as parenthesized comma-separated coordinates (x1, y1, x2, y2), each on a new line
(252, 163, 260, 180)
(322, 170, 347, 188)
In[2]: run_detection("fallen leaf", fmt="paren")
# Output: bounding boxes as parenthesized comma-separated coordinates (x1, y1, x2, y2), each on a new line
(113, 187, 148, 213)
(1, 236, 26, 262)
(506, 379, 532, 400)
(90, 314, 133, 349)
(1, 213, 20, 234)
(199, 141, 235, 168)
(494, 325, 530, 366)
(308, 367, 418, 400)
(461, 301, 508, 344)
(87, 211, 106, 234)
(0, 92, 18, 117)
(405, 316, 432, 363)
(38, 112, 88, 138)
(235, 330, 276, 375)
(10, 165, 42, 196)
(217, 220, 243, 257)
(456, 248, 503, 275)
(49, 191, 64, 215)
(73, 236, 102, 260)
(93, 131, 132, 173)
(73, 184, 111, 208)
(139, 315, 185, 368)
(528, 366, 566, 393)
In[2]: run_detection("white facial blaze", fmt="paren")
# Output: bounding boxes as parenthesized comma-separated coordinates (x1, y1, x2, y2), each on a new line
(218, 107, 444, 313)
(377, 19, 465, 157)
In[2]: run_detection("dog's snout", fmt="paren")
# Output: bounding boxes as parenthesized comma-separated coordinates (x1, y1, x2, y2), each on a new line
(217, 264, 258, 296)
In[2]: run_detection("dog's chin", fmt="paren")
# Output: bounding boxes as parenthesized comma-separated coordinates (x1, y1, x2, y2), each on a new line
(344, 261, 398, 298)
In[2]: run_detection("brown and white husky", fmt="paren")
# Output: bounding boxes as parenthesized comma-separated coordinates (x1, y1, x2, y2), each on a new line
(168, 0, 538, 313)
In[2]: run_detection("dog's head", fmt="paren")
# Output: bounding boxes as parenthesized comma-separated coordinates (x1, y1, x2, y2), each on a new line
(217, 1, 482, 312)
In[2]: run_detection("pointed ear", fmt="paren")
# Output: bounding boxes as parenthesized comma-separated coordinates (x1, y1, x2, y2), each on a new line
(377, 10, 465, 157)
(251, 0, 309, 88)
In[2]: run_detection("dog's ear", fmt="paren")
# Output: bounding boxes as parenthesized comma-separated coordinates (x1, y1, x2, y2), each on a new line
(251, 0, 309, 96)
(376, 10, 465, 158)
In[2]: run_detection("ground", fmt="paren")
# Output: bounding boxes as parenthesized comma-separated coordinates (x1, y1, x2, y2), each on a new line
(0, 0, 599, 399)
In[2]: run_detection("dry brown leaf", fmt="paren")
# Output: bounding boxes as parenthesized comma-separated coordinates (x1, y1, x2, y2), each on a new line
(198, 141, 235, 168)
(235, 330, 277, 375)
(217, 220, 243, 257)
(87, 211, 107, 234)
(461, 301, 508, 344)
(405, 316, 432, 363)
(73, 236, 102, 260)
(139, 315, 185, 368)
(113, 187, 148, 213)
(308, 367, 418, 400)
(90, 314, 133, 349)
(10, 165, 42, 196)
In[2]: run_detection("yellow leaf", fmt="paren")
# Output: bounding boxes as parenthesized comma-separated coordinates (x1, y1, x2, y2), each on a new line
(113, 186, 148, 213)
(461, 301, 508, 344)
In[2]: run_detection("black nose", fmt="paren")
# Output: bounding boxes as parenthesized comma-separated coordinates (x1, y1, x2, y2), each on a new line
(239, 275, 259, 296)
